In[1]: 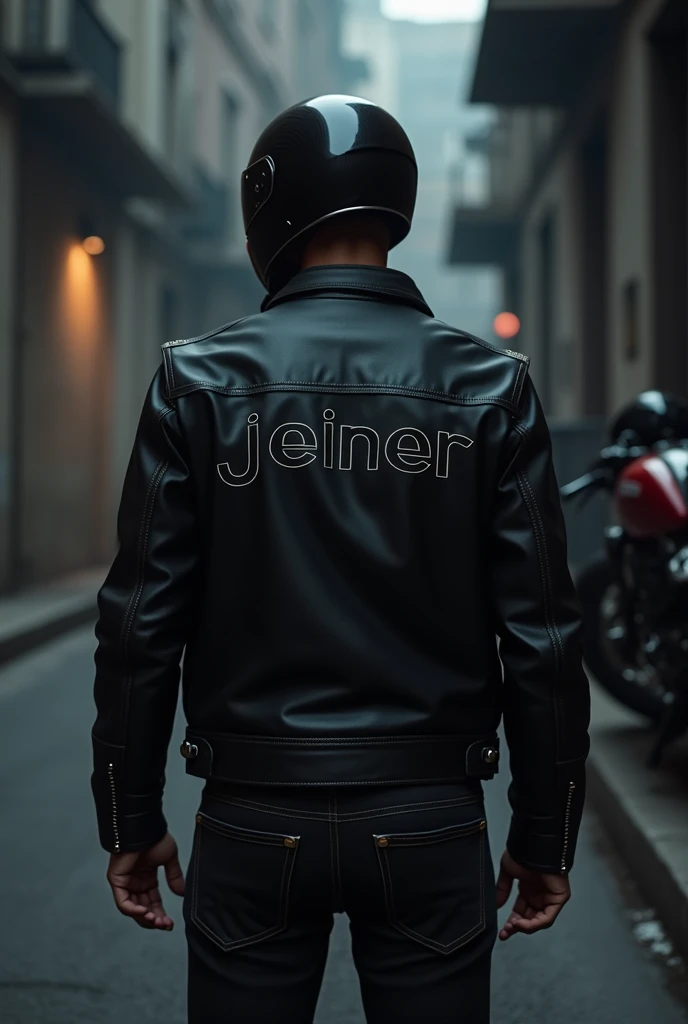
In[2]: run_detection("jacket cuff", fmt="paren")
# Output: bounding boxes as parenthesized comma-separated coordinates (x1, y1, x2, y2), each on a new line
(92, 788, 169, 853)
(506, 817, 567, 874)
(91, 735, 168, 853)
(507, 759, 587, 874)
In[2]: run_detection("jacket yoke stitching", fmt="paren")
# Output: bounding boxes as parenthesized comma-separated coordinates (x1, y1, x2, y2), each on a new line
(165, 379, 522, 414)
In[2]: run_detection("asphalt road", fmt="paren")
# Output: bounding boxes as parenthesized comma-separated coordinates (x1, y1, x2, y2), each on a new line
(0, 626, 686, 1024)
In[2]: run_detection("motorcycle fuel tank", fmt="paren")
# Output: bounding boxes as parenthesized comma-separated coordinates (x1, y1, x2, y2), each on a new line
(616, 448, 688, 538)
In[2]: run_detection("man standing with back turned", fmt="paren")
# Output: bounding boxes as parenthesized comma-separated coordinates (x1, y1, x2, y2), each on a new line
(91, 96, 591, 1023)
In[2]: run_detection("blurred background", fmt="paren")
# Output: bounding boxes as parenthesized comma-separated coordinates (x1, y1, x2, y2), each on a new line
(0, 0, 685, 593)
(0, 1, 687, 1022)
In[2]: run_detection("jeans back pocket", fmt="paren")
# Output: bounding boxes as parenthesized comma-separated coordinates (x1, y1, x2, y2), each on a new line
(188, 810, 300, 952)
(374, 816, 488, 955)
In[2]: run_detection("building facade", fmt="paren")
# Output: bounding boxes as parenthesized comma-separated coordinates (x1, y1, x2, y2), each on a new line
(449, 0, 687, 422)
(342, 0, 500, 336)
(0, 0, 351, 593)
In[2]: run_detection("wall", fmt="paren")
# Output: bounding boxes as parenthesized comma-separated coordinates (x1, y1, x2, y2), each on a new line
(514, 0, 682, 422)
(0, 84, 17, 590)
(599, 0, 681, 417)
(17, 122, 117, 583)
(97, 0, 168, 162)
(490, 108, 563, 211)
(192, 2, 270, 254)
(605, 0, 660, 415)
(108, 219, 194, 519)
(519, 147, 584, 419)
(0, 0, 348, 590)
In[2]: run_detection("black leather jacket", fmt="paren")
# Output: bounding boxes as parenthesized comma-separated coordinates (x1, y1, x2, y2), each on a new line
(92, 265, 590, 873)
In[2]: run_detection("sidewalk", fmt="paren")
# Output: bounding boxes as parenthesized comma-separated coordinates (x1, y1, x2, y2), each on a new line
(0, 568, 105, 667)
(587, 682, 688, 961)
(1, 571, 687, 960)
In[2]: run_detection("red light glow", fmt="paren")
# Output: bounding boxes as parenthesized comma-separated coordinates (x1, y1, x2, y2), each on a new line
(493, 312, 520, 339)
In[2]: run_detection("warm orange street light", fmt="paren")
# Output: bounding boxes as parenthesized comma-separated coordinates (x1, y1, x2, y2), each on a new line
(82, 235, 105, 255)
(493, 311, 520, 339)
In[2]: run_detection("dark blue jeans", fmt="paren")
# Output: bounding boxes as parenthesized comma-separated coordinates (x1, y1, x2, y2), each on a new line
(184, 779, 498, 1023)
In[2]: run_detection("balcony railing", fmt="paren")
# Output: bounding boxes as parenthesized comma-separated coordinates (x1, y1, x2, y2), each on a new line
(3, 0, 121, 108)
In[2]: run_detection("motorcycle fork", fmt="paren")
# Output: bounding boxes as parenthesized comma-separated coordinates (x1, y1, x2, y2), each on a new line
(605, 528, 639, 651)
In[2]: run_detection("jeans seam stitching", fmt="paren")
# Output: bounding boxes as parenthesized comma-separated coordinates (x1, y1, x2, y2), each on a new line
(206, 794, 331, 819)
(338, 795, 480, 821)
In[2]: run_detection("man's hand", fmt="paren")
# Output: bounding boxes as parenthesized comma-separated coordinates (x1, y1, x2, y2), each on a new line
(495, 849, 571, 941)
(107, 832, 185, 931)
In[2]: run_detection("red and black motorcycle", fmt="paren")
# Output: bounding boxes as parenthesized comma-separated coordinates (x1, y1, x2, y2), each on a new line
(560, 391, 688, 766)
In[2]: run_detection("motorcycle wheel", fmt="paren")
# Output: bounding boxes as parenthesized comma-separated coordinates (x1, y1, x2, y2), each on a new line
(575, 557, 666, 721)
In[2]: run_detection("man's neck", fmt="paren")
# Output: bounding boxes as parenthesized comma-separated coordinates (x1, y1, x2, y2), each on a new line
(300, 238, 388, 271)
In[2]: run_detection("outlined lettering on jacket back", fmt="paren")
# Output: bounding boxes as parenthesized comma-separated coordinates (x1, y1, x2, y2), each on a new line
(217, 409, 474, 487)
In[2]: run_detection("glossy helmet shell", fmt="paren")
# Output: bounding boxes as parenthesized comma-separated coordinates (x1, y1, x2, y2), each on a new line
(609, 391, 688, 446)
(241, 94, 418, 293)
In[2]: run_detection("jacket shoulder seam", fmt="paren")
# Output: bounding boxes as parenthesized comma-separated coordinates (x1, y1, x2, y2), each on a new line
(162, 316, 257, 399)
(433, 322, 531, 412)
(433, 322, 530, 362)
(162, 314, 255, 350)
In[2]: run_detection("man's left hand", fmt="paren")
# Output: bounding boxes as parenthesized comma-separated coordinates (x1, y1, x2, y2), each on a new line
(107, 832, 185, 930)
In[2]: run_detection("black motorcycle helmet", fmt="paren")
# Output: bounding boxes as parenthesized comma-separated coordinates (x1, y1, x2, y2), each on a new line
(241, 94, 418, 294)
(609, 390, 688, 446)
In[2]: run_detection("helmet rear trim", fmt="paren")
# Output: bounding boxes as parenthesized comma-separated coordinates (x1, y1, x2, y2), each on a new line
(260, 205, 412, 290)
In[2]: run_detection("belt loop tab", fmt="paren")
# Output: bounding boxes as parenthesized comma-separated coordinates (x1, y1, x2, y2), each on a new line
(181, 732, 214, 779)
(465, 737, 500, 778)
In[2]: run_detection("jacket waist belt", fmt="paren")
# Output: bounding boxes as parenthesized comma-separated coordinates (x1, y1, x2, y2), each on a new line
(179, 730, 500, 785)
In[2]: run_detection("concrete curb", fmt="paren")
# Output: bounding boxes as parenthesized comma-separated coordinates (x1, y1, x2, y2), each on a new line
(587, 754, 688, 962)
(0, 598, 98, 668)
(0, 568, 105, 669)
(586, 684, 688, 963)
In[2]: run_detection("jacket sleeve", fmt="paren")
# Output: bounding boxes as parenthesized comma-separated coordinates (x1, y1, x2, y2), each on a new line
(489, 371, 591, 874)
(91, 363, 199, 853)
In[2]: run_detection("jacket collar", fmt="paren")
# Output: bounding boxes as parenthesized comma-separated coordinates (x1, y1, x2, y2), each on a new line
(261, 265, 434, 317)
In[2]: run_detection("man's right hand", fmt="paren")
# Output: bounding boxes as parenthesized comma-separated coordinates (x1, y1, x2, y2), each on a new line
(106, 832, 185, 931)
(496, 849, 571, 941)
